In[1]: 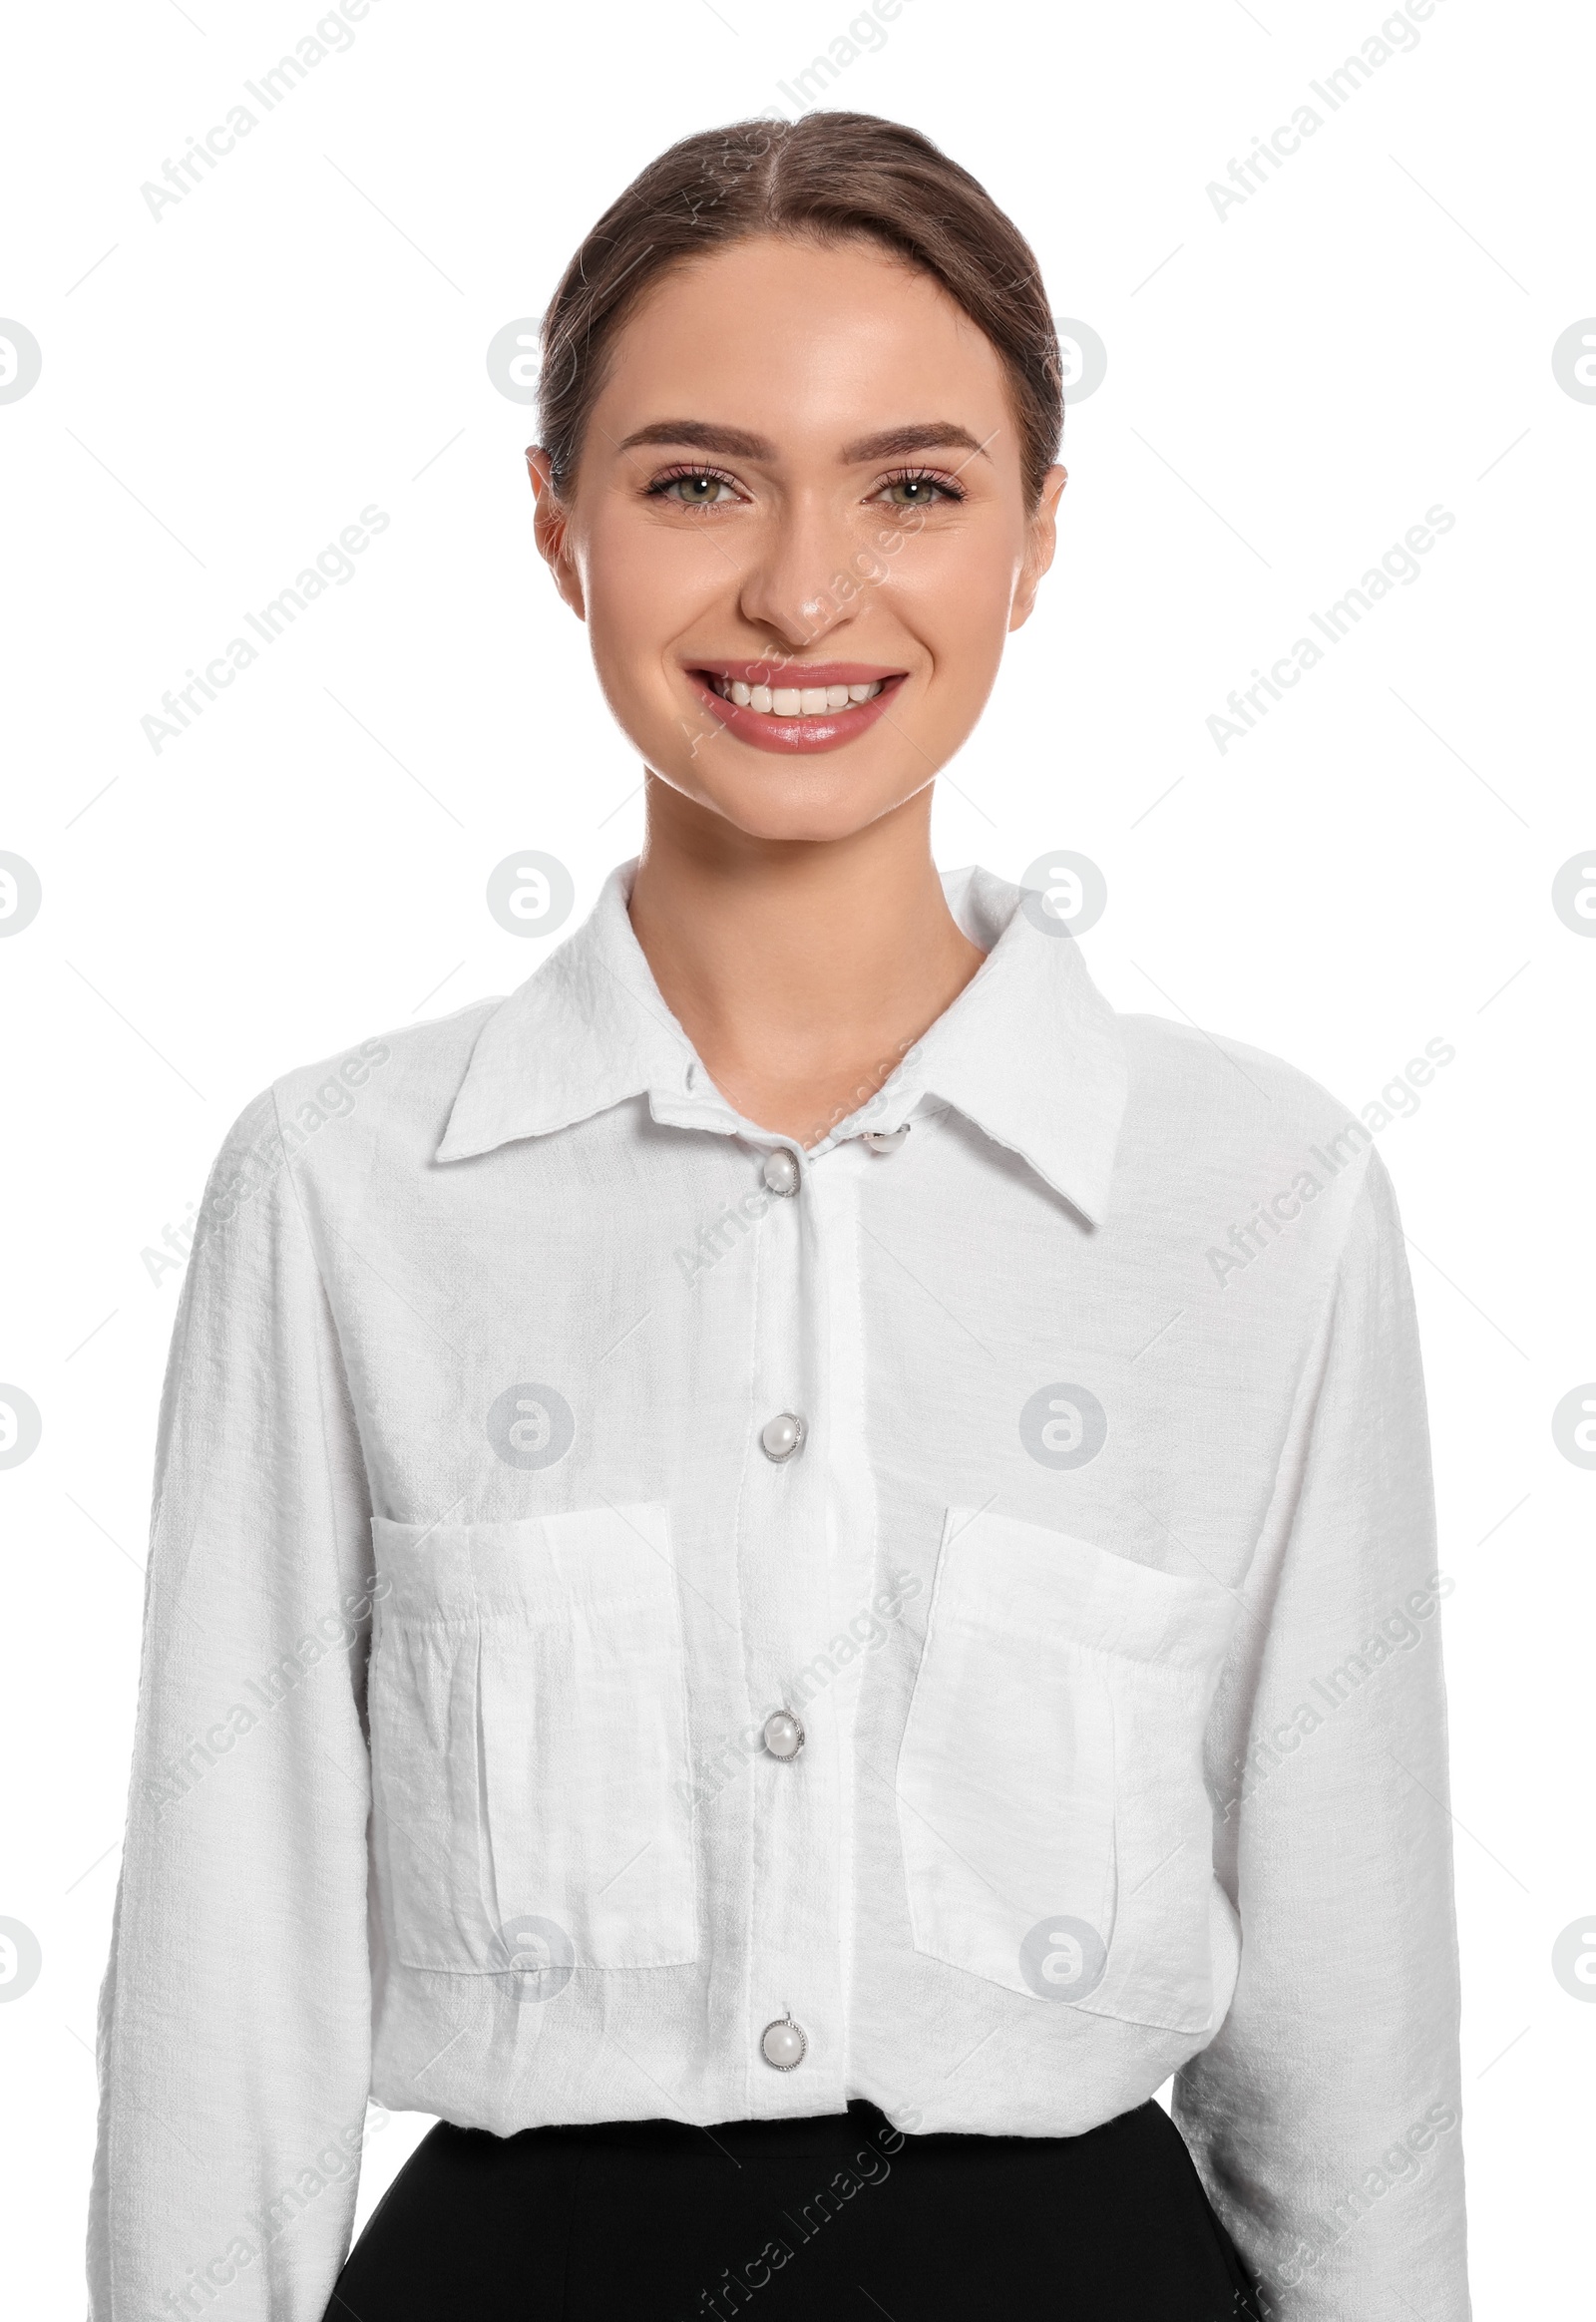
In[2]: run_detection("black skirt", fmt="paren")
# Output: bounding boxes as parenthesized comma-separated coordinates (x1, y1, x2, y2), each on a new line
(324, 2097, 1261, 2321)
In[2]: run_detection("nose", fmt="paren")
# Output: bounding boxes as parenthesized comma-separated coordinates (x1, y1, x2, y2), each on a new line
(734, 491, 857, 654)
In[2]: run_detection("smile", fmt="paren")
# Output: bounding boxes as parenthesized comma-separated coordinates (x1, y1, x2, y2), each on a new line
(687, 662, 906, 755)
(710, 676, 883, 714)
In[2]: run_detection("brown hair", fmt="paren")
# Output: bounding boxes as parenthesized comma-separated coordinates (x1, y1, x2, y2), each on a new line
(538, 112, 1062, 509)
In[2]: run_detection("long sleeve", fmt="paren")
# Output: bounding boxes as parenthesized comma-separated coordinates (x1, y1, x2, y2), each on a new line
(87, 1087, 377, 2322)
(1176, 1147, 1469, 2320)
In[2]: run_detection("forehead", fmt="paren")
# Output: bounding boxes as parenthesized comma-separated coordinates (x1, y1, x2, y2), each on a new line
(590, 232, 1018, 457)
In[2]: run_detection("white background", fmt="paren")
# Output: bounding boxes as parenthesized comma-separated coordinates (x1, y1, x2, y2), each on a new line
(2, 0, 1592, 2313)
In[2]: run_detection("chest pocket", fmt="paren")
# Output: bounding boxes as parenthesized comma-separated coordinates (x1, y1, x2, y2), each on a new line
(367, 1502, 697, 1978)
(895, 1506, 1240, 2034)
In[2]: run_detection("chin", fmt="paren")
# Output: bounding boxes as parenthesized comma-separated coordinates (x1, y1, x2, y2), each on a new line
(673, 767, 922, 846)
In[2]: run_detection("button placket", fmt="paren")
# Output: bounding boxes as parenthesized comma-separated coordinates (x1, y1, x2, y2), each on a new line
(783, 1138, 879, 2109)
(740, 1132, 840, 2108)
(755, 1149, 806, 1465)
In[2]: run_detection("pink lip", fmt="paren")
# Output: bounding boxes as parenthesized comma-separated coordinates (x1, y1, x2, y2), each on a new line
(685, 661, 908, 755)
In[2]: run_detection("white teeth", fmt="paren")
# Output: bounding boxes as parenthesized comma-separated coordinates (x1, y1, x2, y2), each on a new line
(711, 675, 886, 714)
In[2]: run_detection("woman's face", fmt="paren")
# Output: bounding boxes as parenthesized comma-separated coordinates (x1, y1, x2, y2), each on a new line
(530, 232, 1064, 844)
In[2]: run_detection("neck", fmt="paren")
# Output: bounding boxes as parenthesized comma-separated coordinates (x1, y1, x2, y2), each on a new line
(626, 777, 986, 1146)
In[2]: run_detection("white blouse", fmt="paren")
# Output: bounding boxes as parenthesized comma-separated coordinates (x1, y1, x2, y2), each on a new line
(87, 862, 1469, 2321)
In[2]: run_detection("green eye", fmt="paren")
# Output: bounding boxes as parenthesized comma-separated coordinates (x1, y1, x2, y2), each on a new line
(880, 474, 955, 507)
(663, 473, 732, 504)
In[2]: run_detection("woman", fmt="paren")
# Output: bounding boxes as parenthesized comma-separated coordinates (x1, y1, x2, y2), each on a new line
(87, 113, 1468, 2321)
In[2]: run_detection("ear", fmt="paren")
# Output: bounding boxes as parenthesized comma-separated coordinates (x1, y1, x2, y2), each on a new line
(1008, 463, 1067, 632)
(526, 447, 588, 621)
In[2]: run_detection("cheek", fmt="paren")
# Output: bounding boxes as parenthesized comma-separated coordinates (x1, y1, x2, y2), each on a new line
(888, 527, 1016, 677)
(581, 508, 721, 680)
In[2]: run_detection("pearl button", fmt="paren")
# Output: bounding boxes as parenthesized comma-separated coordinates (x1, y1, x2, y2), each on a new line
(863, 1126, 910, 1154)
(762, 1709, 805, 1760)
(760, 2017, 807, 2071)
(759, 1411, 806, 1462)
(762, 1148, 800, 1198)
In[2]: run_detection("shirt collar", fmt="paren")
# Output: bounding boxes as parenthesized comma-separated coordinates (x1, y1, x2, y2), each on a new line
(435, 858, 1127, 1226)
(910, 865, 1128, 1226)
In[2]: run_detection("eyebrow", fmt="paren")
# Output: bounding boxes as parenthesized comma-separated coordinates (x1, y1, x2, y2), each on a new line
(615, 420, 775, 458)
(612, 419, 993, 465)
(839, 423, 992, 464)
